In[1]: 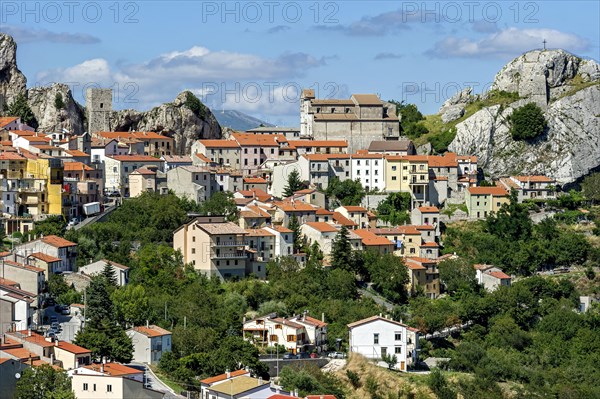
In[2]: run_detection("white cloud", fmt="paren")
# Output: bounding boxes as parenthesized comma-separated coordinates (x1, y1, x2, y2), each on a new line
(427, 27, 590, 58)
(35, 46, 328, 116)
(1, 25, 100, 44)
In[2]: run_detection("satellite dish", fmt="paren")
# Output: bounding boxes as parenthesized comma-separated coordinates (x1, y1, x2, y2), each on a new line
(15, 372, 21, 379)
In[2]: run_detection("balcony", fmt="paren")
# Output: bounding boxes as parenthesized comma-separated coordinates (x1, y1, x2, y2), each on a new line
(211, 251, 247, 259)
(214, 240, 248, 247)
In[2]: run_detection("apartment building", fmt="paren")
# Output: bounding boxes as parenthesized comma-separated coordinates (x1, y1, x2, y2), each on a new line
(127, 324, 172, 365)
(62, 162, 103, 219)
(173, 216, 249, 279)
(351, 152, 386, 192)
(95, 131, 173, 157)
(497, 175, 557, 202)
(465, 186, 510, 218)
(104, 155, 164, 195)
(193, 140, 241, 168)
(287, 140, 348, 156)
(368, 140, 415, 156)
(166, 166, 217, 203)
(15, 235, 77, 275)
(405, 257, 440, 299)
(335, 206, 369, 229)
(243, 314, 312, 355)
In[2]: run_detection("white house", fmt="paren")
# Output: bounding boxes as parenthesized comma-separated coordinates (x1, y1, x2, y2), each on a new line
(351, 153, 385, 192)
(79, 259, 129, 286)
(126, 324, 172, 365)
(348, 315, 419, 372)
(71, 372, 164, 399)
(474, 264, 511, 291)
(263, 225, 295, 258)
(0, 282, 35, 331)
(243, 314, 308, 355)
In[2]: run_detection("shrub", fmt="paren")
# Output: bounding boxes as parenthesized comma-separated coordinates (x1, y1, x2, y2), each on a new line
(346, 369, 361, 389)
(509, 103, 546, 140)
(55, 92, 65, 110)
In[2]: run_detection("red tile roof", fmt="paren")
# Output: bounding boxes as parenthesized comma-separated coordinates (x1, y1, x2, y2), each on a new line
(63, 162, 93, 172)
(467, 186, 508, 196)
(200, 369, 250, 385)
(29, 252, 61, 263)
(198, 140, 240, 148)
(304, 222, 338, 233)
(41, 235, 76, 248)
(0, 117, 18, 127)
(56, 341, 91, 354)
(243, 177, 268, 184)
(340, 206, 367, 213)
(232, 133, 285, 147)
(83, 362, 142, 376)
(107, 155, 162, 162)
(287, 140, 347, 147)
(417, 206, 439, 213)
(513, 175, 555, 183)
(347, 315, 411, 330)
(354, 229, 394, 246)
(303, 153, 350, 161)
(332, 212, 357, 227)
(132, 325, 171, 337)
(274, 201, 317, 212)
(488, 270, 511, 279)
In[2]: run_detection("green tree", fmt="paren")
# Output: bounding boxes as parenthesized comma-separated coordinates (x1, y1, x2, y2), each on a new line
(485, 190, 532, 241)
(183, 91, 207, 118)
(54, 92, 65, 110)
(199, 191, 238, 221)
(15, 364, 75, 399)
(331, 226, 353, 272)
(101, 263, 118, 289)
(30, 216, 67, 238)
(509, 102, 546, 140)
(389, 101, 429, 139)
(367, 253, 409, 304)
(111, 284, 150, 327)
(5, 93, 37, 128)
(283, 169, 304, 197)
(288, 215, 302, 252)
(427, 369, 457, 399)
(376, 192, 411, 225)
(438, 258, 479, 295)
(326, 178, 365, 206)
(581, 173, 600, 204)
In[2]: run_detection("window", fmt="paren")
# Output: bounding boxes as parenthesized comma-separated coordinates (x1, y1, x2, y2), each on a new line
(395, 332, 402, 341)
(392, 176, 397, 181)
(392, 165, 397, 171)
(373, 333, 379, 344)
(191, 248, 195, 254)
(107, 385, 112, 392)
(83, 384, 88, 391)
(395, 346, 402, 354)
(287, 335, 296, 342)
(93, 384, 96, 392)
(192, 236, 196, 242)
(381, 347, 387, 357)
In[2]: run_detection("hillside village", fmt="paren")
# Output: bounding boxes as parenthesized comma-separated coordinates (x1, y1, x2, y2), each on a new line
(0, 32, 600, 399)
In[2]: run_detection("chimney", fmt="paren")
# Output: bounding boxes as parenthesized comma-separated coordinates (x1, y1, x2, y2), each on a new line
(322, 312, 325, 323)
(29, 356, 33, 366)
(102, 356, 106, 364)
(146, 320, 149, 328)
(258, 377, 263, 386)
(379, 313, 382, 317)
(55, 339, 59, 347)
(226, 369, 230, 378)
(28, 329, 32, 337)
(100, 363, 104, 373)
(50, 354, 55, 365)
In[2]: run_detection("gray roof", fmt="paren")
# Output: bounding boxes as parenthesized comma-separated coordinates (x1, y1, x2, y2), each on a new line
(368, 140, 413, 152)
(198, 222, 248, 235)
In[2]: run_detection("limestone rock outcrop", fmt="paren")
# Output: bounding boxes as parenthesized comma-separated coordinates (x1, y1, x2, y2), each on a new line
(0, 33, 27, 109)
(448, 50, 600, 184)
(27, 84, 85, 134)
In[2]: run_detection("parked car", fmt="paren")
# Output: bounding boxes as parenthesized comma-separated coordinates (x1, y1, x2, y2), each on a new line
(49, 316, 58, 324)
(310, 353, 318, 359)
(298, 352, 311, 359)
(328, 352, 345, 359)
(54, 304, 62, 312)
(45, 298, 56, 307)
(283, 353, 298, 359)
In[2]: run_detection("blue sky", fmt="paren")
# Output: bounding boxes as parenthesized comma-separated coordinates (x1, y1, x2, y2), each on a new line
(2, 1, 599, 126)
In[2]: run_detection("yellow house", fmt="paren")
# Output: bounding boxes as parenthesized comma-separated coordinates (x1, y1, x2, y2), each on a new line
(25, 155, 64, 216)
(384, 155, 429, 205)
(371, 226, 422, 257)
(465, 186, 509, 218)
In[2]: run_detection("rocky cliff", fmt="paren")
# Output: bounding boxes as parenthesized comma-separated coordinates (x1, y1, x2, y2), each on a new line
(110, 91, 222, 154)
(0, 34, 27, 110)
(448, 49, 600, 184)
(0, 33, 222, 153)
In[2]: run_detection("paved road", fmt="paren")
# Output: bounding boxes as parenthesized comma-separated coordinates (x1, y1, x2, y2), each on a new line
(359, 287, 394, 311)
(71, 200, 117, 231)
(127, 363, 185, 399)
(42, 307, 83, 343)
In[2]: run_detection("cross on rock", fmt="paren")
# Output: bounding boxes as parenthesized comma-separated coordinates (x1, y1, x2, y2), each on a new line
(543, 39, 547, 50)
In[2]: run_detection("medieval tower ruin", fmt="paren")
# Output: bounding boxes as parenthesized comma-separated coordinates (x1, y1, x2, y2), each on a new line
(85, 88, 112, 134)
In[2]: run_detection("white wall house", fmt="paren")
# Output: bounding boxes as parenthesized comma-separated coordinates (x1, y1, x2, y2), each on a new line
(348, 315, 419, 372)
(79, 259, 129, 286)
(126, 325, 172, 364)
(351, 154, 385, 192)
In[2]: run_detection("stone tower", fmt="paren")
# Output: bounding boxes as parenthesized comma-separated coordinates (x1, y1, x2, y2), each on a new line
(85, 88, 112, 134)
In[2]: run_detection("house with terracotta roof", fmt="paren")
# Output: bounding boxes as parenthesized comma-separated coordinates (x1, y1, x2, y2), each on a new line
(90, 137, 123, 164)
(370, 226, 420, 257)
(348, 315, 419, 371)
(368, 140, 415, 156)
(15, 235, 77, 275)
(334, 205, 369, 229)
(410, 206, 440, 233)
(245, 228, 276, 278)
(419, 241, 440, 259)
(231, 133, 287, 176)
(405, 257, 440, 298)
(289, 311, 329, 353)
(287, 140, 348, 156)
(200, 369, 252, 398)
(174, 216, 250, 279)
(193, 139, 241, 169)
(474, 264, 511, 291)
(353, 229, 394, 255)
(0, 259, 45, 305)
(0, 117, 34, 133)
(465, 186, 510, 218)
(287, 188, 326, 209)
(129, 167, 158, 197)
(70, 365, 164, 399)
(0, 357, 29, 398)
(243, 314, 310, 355)
(95, 131, 174, 157)
(0, 283, 36, 331)
(497, 175, 557, 203)
(62, 161, 103, 220)
(263, 225, 295, 260)
(79, 259, 129, 286)
(104, 155, 165, 195)
(239, 203, 272, 229)
(160, 154, 192, 171)
(243, 176, 269, 192)
(127, 324, 172, 365)
(202, 375, 283, 399)
(273, 200, 318, 227)
(53, 339, 92, 369)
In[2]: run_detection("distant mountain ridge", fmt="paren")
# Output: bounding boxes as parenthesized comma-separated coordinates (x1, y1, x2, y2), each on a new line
(211, 109, 274, 131)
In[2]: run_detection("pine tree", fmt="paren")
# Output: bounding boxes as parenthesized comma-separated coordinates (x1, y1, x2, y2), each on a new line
(331, 225, 353, 271)
(283, 169, 303, 197)
(288, 215, 302, 252)
(85, 275, 114, 328)
(101, 262, 118, 288)
(5, 93, 37, 128)
(15, 365, 75, 399)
